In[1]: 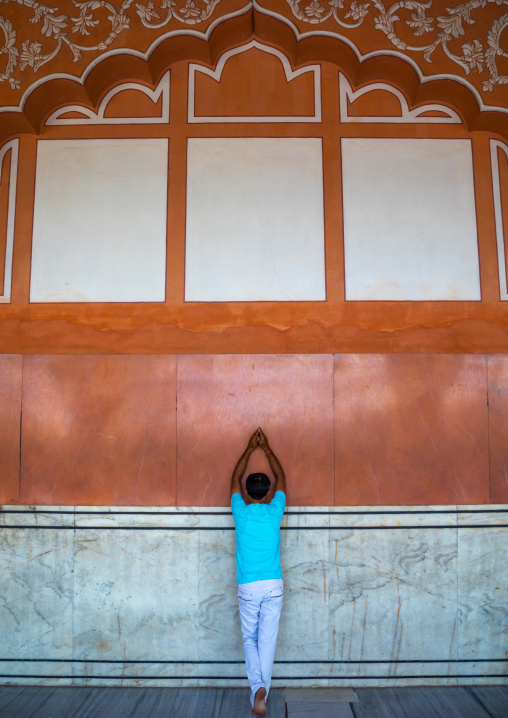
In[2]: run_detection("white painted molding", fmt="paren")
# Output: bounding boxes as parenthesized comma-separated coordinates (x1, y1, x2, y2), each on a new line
(491, 139, 508, 301)
(45, 72, 170, 126)
(0, 139, 19, 304)
(188, 40, 321, 123)
(339, 74, 461, 124)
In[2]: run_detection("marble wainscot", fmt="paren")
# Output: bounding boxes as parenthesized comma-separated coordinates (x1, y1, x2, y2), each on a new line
(0, 505, 507, 687)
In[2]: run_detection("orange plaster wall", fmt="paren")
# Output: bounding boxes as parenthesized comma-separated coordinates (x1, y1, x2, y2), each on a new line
(103, 89, 164, 119)
(0, 56, 507, 354)
(0, 355, 22, 504)
(333, 354, 490, 506)
(487, 354, 508, 504)
(0, 45, 507, 511)
(175, 354, 335, 507)
(19, 355, 177, 506)
(347, 88, 403, 118)
(193, 47, 316, 118)
(2, 353, 508, 507)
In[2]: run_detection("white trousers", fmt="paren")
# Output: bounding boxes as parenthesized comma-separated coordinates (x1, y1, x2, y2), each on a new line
(237, 578, 283, 707)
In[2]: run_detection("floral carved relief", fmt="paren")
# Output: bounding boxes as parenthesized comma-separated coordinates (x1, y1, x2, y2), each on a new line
(282, 0, 508, 92)
(0, 0, 507, 110)
(0, 0, 234, 99)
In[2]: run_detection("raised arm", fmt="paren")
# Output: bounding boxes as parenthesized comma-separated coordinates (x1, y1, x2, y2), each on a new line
(230, 429, 259, 498)
(258, 428, 286, 495)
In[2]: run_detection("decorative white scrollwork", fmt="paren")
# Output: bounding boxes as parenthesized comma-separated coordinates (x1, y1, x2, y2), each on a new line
(285, 0, 508, 92)
(135, 0, 222, 29)
(0, 0, 507, 99)
(0, 0, 225, 92)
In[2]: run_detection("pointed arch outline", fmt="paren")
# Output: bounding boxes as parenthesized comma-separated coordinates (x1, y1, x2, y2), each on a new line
(339, 73, 461, 124)
(45, 72, 170, 126)
(188, 40, 321, 123)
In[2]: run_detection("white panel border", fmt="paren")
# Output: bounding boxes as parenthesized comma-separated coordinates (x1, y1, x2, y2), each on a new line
(490, 139, 508, 300)
(339, 73, 461, 124)
(45, 72, 170, 126)
(188, 40, 321, 123)
(0, 139, 19, 304)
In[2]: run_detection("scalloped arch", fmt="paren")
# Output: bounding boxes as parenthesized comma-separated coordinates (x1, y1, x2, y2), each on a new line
(0, 6, 507, 144)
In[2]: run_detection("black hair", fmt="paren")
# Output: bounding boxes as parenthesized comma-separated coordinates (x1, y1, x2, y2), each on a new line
(246, 472, 271, 500)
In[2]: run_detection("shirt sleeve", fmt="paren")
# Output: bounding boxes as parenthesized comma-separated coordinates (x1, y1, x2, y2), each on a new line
(231, 492, 246, 517)
(268, 490, 286, 519)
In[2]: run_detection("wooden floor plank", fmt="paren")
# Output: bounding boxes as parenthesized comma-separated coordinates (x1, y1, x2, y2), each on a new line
(284, 688, 358, 703)
(1, 685, 505, 718)
(2, 685, 70, 718)
(264, 688, 286, 718)
(73, 687, 151, 718)
(467, 686, 508, 718)
(0, 686, 287, 718)
(353, 687, 495, 718)
(287, 701, 354, 717)
(158, 688, 218, 718)
(216, 688, 252, 718)
(0, 685, 30, 713)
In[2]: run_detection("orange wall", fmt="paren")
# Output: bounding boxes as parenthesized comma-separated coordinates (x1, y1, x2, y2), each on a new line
(0, 52, 507, 354)
(2, 353, 507, 507)
(2, 44, 508, 511)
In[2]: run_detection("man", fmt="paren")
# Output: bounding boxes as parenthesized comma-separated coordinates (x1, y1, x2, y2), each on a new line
(230, 427, 286, 717)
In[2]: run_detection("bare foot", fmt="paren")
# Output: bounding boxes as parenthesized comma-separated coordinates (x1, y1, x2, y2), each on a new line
(252, 687, 267, 717)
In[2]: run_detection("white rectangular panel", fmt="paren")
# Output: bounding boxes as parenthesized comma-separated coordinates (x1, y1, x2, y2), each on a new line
(30, 139, 168, 302)
(342, 138, 481, 301)
(0, 139, 18, 304)
(185, 138, 326, 301)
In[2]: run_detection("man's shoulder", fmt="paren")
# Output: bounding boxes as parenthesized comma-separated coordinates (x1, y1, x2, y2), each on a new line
(268, 491, 286, 512)
(231, 492, 246, 512)
(271, 490, 286, 501)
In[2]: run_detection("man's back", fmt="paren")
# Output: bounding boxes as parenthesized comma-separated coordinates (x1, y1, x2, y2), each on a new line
(232, 491, 286, 584)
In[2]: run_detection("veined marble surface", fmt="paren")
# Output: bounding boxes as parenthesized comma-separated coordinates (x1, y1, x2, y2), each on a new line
(0, 505, 507, 687)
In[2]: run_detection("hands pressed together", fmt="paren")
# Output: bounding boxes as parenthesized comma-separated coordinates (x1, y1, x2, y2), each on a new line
(231, 426, 286, 497)
(247, 427, 271, 453)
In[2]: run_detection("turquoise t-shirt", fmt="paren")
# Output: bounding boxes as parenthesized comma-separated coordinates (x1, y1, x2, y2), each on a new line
(231, 491, 286, 585)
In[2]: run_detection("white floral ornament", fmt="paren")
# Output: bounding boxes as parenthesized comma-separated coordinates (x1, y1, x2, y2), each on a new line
(286, 0, 508, 91)
(0, 0, 507, 96)
(0, 0, 222, 90)
(0, 16, 20, 89)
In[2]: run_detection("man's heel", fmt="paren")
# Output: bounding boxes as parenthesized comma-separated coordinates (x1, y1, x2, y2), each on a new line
(252, 687, 267, 717)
